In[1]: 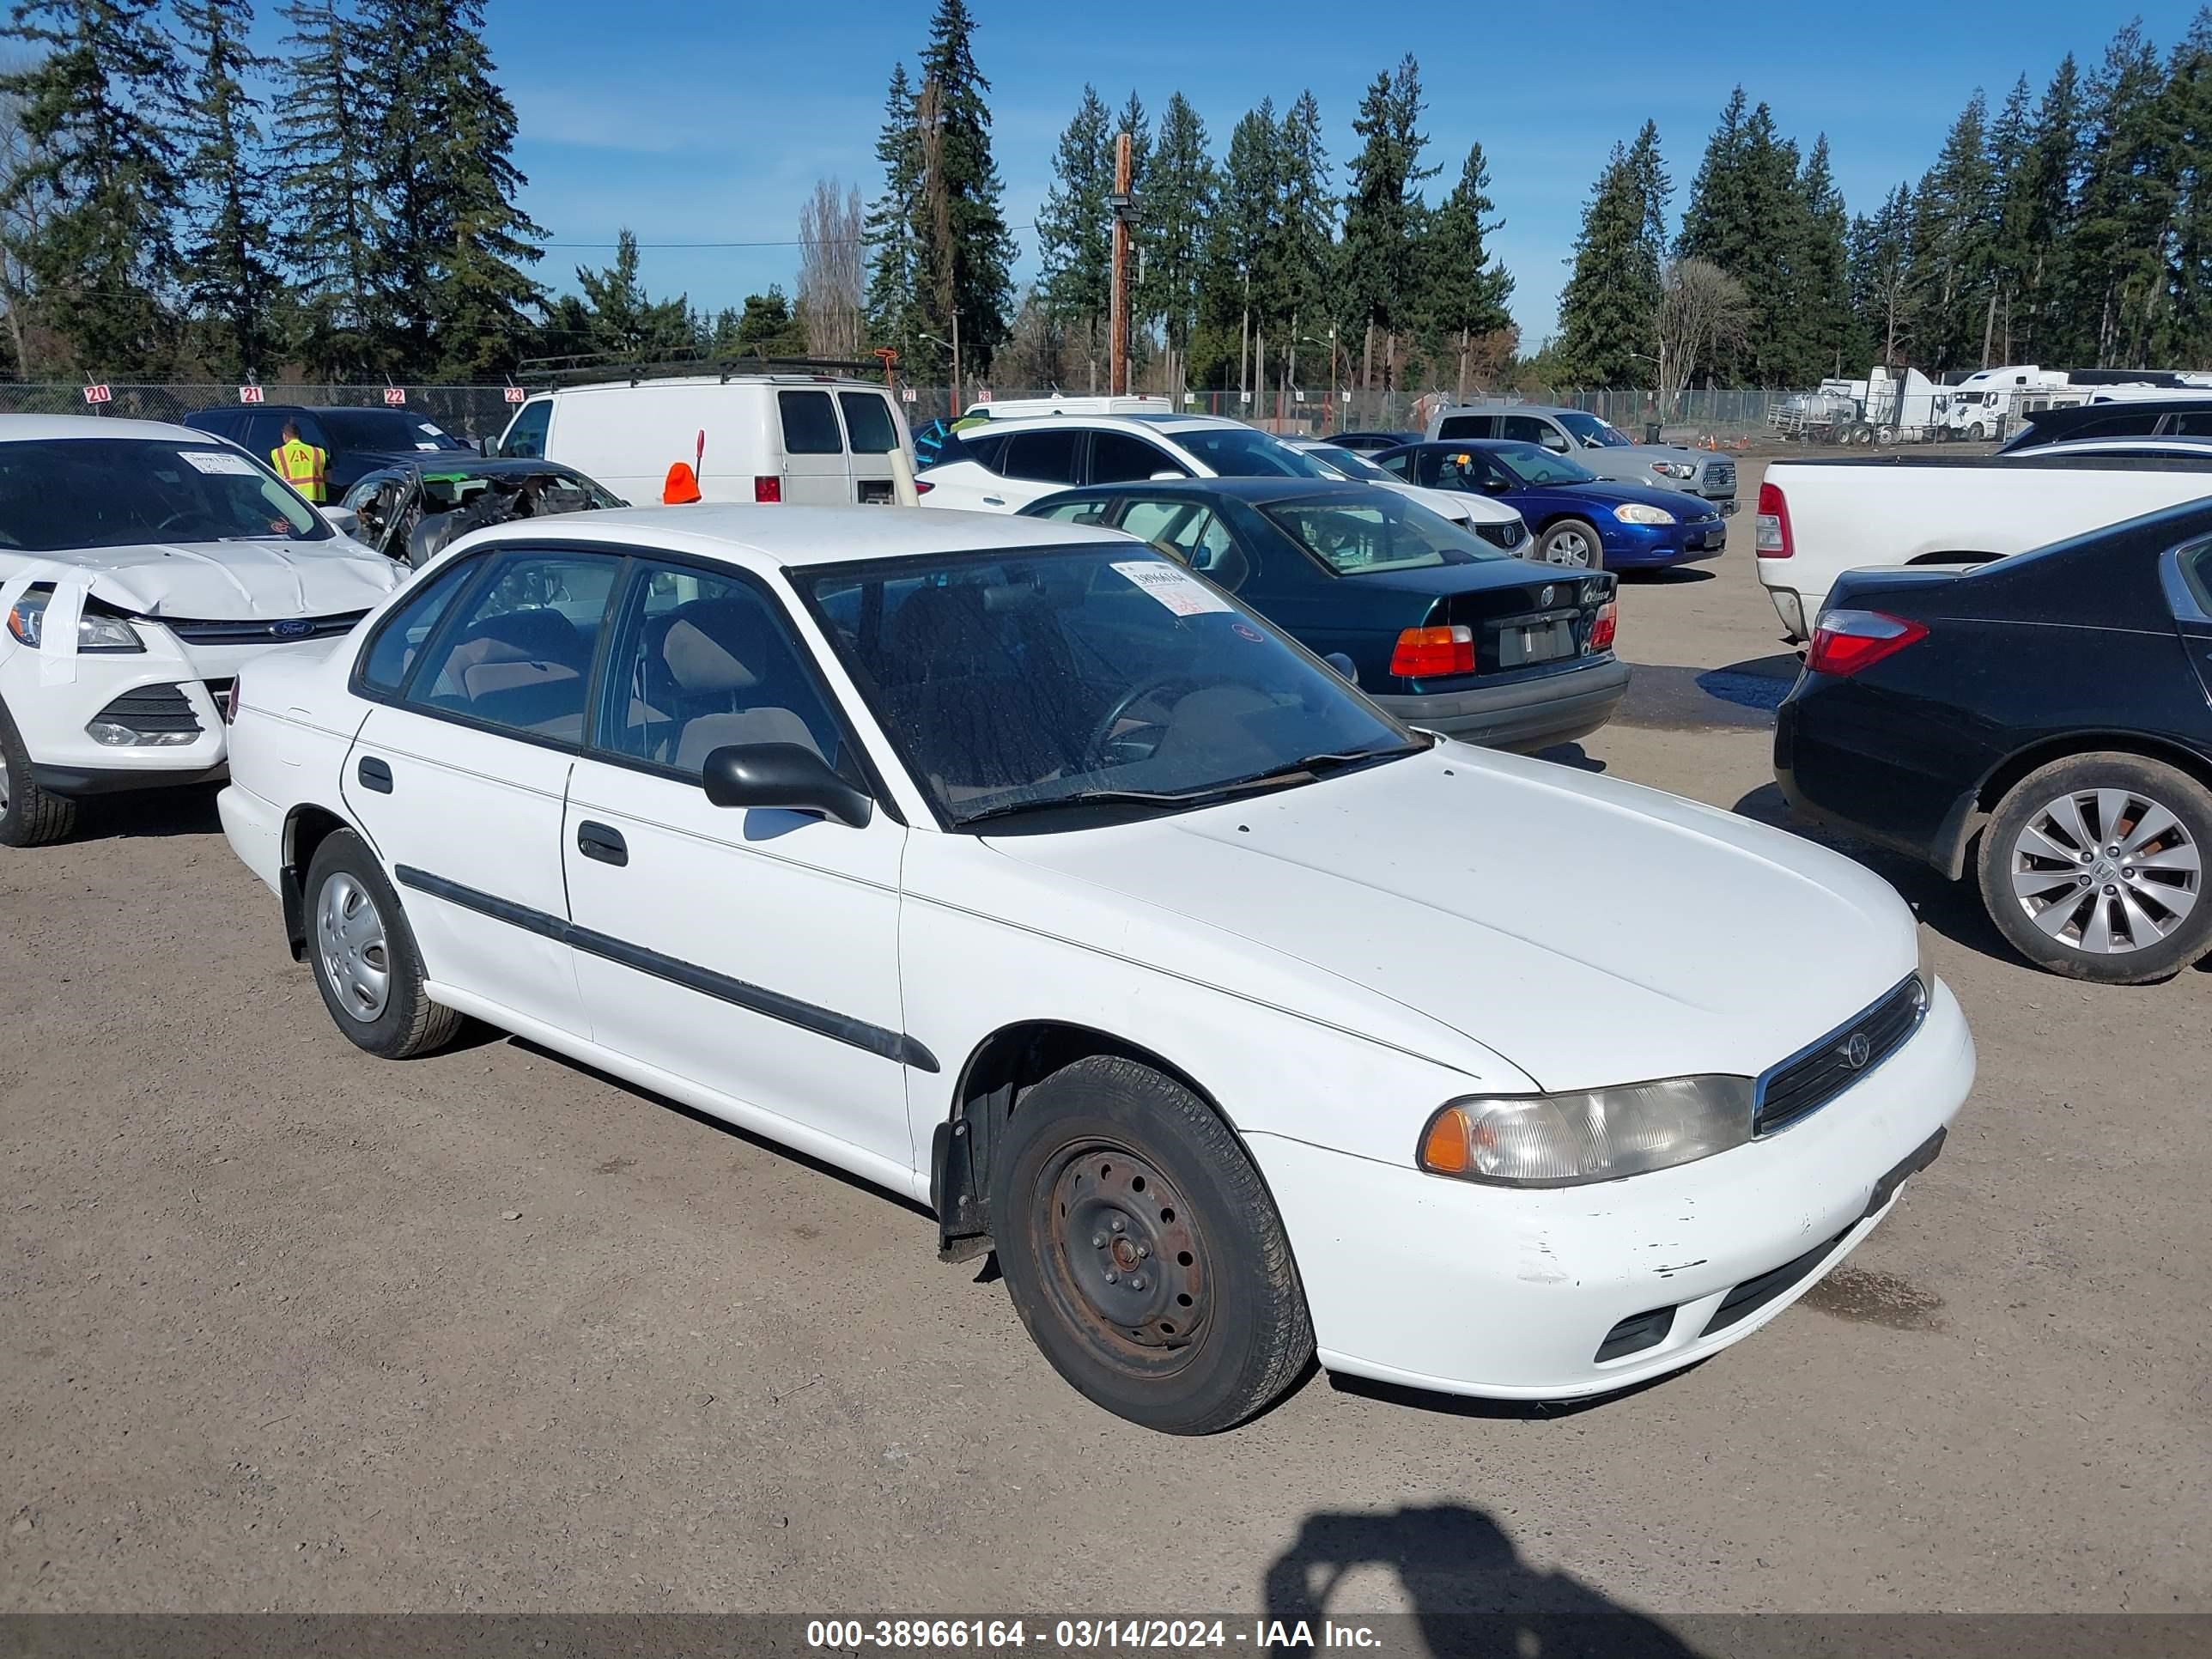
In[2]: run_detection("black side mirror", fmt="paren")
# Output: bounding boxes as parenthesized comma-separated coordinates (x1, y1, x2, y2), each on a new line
(1322, 652, 1358, 686)
(701, 743, 872, 828)
(1481, 477, 1512, 494)
(478, 434, 496, 457)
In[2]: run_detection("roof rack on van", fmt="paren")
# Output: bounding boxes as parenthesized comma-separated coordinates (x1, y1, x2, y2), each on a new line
(518, 349, 885, 389)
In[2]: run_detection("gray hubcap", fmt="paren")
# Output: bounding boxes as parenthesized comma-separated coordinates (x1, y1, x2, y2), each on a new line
(2009, 787, 2201, 955)
(1545, 528, 1595, 567)
(316, 872, 392, 1020)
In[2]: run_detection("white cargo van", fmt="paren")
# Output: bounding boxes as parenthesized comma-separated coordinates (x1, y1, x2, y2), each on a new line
(495, 374, 914, 507)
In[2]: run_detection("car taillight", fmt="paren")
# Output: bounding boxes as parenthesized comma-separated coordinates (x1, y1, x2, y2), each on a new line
(1755, 480, 1793, 558)
(914, 478, 933, 494)
(754, 475, 781, 502)
(1390, 623, 1476, 678)
(1589, 600, 1618, 653)
(1805, 609, 1927, 676)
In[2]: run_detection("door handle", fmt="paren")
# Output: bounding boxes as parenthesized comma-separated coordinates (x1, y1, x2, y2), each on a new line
(575, 820, 628, 867)
(981, 495, 1006, 507)
(356, 756, 392, 793)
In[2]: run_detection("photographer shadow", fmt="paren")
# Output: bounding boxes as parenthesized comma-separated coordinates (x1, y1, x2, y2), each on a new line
(1263, 1504, 1701, 1658)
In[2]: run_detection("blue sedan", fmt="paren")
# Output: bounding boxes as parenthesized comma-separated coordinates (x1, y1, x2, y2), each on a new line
(1374, 440, 1728, 570)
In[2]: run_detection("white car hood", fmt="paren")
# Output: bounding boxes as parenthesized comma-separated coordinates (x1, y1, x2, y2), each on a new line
(1380, 477, 1518, 526)
(0, 536, 399, 621)
(984, 745, 1917, 1091)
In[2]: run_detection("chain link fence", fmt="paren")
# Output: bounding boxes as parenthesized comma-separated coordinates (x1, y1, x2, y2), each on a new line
(9, 380, 1808, 450)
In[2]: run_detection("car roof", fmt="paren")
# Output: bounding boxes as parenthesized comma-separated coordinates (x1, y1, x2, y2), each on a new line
(452, 503, 1136, 572)
(0, 413, 230, 443)
(2013, 434, 2212, 459)
(542, 374, 885, 396)
(1438, 403, 1574, 416)
(957, 412, 1249, 437)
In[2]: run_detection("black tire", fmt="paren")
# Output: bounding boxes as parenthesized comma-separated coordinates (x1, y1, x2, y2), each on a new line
(302, 829, 464, 1057)
(1976, 752, 2212, 984)
(0, 693, 76, 848)
(1534, 518, 1605, 570)
(1965, 421, 1986, 443)
(990, 1055, 1313, 1434)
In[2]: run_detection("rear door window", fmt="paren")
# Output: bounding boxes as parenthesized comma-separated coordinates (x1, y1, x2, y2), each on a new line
(778, 390, 845, 455)
(1000, 428, 1082, 485)
(1434, 414, 1493, 441)
(1088, 429, 1187, 484)
(837, 392, 900, 454)
(1501, 415, 1566, 450)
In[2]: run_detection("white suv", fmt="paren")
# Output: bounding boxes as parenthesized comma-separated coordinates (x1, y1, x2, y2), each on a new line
(0, 416, 401, 846)
(919, 414, 1423, 516)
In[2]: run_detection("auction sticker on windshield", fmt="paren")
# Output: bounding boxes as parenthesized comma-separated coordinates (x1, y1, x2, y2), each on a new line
(178, 449, 263, 476)
(1112, 560, 1233, 617)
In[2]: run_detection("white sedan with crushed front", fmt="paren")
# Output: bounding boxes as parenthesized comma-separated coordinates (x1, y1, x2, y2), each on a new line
(218, 504, 1974, 1433)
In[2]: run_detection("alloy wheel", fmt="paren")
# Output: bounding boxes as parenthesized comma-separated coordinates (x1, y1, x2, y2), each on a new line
(316, 871, 392, 1020)
(2008, 786, 2202, 955)
(1545, 528, 1595, 568)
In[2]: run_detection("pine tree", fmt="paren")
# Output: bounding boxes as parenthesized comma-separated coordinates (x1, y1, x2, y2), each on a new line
(274, 0, 383, 376)
(1677, 88, 1749, 266)
(1418, 142, 1515, 398)
(863, 63, 922, 362)
(1910, 90, 2000, 369)
(1273, 89, 1332, 350)
(1680, 93, 1805, 382)
(2019, 55, 2085, 362)
(1847, 183, 1917, 366)
(1555, 143, 1657, 386)
(1626, 120, 1671, 264)
(1139, 92, 1212, 390)
(1200, 97, 1278, 386)
(1035, 86, 1112, 347)
(572, 229, 692, 362)
(1983, 76, 2039, 364)
(2069, 21, 2172, 367)
(176, 0, 276, 377)
(0, 0, 187, 374)
(911, 0, 1017, 383)
(2160, 13, 2212, 362)
(1338, 54, 1436, 388)
(1792, 136, 1859, 377)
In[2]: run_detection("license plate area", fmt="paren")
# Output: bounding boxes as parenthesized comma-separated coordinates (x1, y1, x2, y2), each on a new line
(1493, 607, 1579, 668)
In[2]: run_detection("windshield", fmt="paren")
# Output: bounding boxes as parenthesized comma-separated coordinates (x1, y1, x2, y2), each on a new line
(1489, 441, 1598, 487)
(319, 410, 469, 452)
(804, 545, 1418, 830)
(0, 438, 332, 551)
(1301, 443, 1396, 483)
(1173, 427, 1334, 479)
(1265, 493, 1502, 574)
(1557, 411, 1631, 447)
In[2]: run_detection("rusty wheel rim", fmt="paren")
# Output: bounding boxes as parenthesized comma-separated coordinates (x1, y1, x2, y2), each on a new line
(1034, 1139, 1209, 1369)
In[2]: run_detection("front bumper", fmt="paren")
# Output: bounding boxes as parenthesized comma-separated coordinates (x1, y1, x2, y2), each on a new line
(1377, 656, 1630, 751)
(1247, 979, 1972, 1401)
(1604, 520, 1729, 568)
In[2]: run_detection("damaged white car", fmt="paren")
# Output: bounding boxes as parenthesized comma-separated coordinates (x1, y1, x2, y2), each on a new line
(0, 416, 402, 846)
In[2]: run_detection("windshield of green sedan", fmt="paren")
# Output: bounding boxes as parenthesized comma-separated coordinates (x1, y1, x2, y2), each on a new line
(1264, 494, 1503, 574)
(1170, 427, 1335, 479)
(1489, 441, 1599, 487)
(1558, 411, 1632, 447)
(0, 438, 332, 551)
(805, 546, 1419, 829)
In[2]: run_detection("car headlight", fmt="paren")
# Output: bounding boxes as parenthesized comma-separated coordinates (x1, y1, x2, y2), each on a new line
(4, 590, 144, 653)
(1418, 1075, 1753, 1187)
(1650, 460, 1696, 479)
(1613, 501, 1676, 526)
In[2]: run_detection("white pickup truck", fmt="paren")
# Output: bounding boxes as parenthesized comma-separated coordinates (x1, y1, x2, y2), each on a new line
(1754, 441, 2212, 639)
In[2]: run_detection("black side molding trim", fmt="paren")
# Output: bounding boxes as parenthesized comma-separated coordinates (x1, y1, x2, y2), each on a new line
(392, 863, 939, 1073)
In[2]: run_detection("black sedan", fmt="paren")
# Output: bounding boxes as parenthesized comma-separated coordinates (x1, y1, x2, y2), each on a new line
(1021, 478, 1627, 752)
(1776, 499, 2212, 982)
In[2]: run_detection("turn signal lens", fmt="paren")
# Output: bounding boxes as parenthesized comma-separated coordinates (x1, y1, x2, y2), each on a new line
(1389, 623, 1475, 678)
(1806, 609, 1928, 677)
(1420, 1111, 1473, 1175)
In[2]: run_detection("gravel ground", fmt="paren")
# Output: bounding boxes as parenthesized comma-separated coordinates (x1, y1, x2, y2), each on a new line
(2, 460, 2207, 1622)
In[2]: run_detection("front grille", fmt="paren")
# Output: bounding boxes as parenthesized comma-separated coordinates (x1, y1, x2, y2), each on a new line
(94, 684, 203, 736)
(159, 611, 368, 645)
(1754, 975, 1928, 1135)
(1703, 459, 1736, 491)
(1474, 520, 1527, 550)
(1700, 1226, 1851, 1337)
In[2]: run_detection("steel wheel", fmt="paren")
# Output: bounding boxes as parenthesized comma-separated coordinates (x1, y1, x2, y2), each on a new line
(2007, 785, 2201, 957)
(315, 870, 392, 1021)
(1037, 1140, 1210, 1363)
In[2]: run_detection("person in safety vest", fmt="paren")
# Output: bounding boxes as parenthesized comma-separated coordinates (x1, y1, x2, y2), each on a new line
(662, 461, 702, 504)
(270, 421, 330, 503)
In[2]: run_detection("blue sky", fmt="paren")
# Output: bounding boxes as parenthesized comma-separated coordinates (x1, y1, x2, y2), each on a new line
(473, 0, 2206, 350)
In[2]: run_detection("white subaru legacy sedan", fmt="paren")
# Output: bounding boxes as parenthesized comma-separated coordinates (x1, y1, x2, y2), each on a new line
(217, 505, 1973, 1433)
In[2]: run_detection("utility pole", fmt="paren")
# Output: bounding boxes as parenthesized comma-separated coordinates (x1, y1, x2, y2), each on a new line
(1108, 130, 1135, 398)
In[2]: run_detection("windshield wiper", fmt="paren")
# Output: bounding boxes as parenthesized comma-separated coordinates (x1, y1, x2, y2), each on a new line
(959, 786, 1227, 828)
